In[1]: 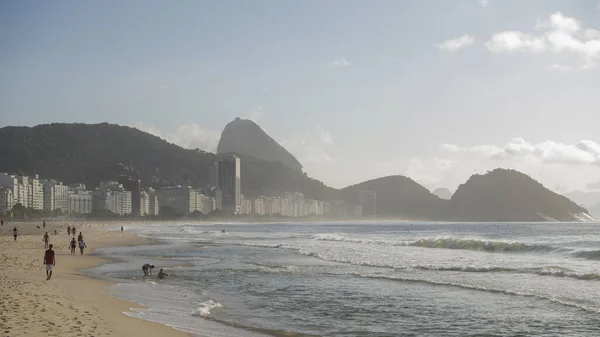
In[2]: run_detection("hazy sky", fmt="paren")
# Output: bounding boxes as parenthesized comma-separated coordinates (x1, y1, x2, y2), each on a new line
(1, 0, 600, 192)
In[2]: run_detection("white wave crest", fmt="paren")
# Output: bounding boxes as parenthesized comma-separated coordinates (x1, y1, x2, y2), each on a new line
(191, 300, 223, 317)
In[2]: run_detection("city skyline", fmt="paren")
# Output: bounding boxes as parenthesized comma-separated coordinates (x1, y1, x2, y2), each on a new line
(1, 1, 600, 192)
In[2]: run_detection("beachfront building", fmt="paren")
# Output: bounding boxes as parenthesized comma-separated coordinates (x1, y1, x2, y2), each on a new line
(213, 156, 241, 214)
(140, 190, 150, 216)
(121, 178, 142, 217)
(68, 190, 93, 214)
(157, 186, 196, 215)
(42, 180, 69, 212)
(92, 182, 132, 215)
(29, 175, 44, 210)
(0, 188, 13, 213)
(359, 191, 377, 217)
(147, 188, 159, 216)
(0, 173, 31, 208)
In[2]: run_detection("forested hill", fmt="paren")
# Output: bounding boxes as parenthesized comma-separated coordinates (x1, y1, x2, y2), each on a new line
(439, 168, 590, 222)
(0, 123, 337, 200)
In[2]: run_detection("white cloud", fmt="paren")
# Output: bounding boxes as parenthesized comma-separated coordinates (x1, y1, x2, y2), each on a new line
(133, 122, 221, 152)
(331, 58, 351, 67)
(436, 34, 475, 52)
(479, 0, 489, 8)
(485, 31, 546, 53)
(485, 12, 600, 68)
(443, 138, 600, 166)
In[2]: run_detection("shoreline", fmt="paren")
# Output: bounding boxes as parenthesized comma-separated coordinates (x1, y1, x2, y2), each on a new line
(0, 221, 191, 337)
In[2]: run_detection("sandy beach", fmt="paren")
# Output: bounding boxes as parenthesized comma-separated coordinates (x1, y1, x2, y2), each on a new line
(0, 221, 189, 337)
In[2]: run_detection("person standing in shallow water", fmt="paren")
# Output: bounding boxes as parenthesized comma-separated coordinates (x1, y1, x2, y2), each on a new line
(44, 244, 55, 280)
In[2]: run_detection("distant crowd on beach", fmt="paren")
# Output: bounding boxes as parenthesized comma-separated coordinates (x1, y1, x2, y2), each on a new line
(2, 220, 169, 281)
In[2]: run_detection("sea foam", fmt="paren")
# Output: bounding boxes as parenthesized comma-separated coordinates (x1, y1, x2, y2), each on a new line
(192, 300, 223, 317)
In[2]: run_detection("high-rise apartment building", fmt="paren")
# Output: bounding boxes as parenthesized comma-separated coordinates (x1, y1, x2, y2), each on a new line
(93, 182, 132, 215)
(42, 180, 69, 212)
(0, 173, 31, 208)
(157, 186, 197, 215)
(120, 178, 142, 217)
(68, 190, 93, 214)
(359, 191, 377, 217)
(214, 156, 241, 214)
(0, 188, 13, 213)
(29, 175, 44, 210)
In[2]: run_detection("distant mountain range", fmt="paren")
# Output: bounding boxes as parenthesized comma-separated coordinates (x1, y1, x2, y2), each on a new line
(0, 121, 592, 222)
(432, 188, 453, 200)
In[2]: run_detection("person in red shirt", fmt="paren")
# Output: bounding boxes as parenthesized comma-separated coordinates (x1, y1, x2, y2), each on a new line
(44, 244, 56, 280)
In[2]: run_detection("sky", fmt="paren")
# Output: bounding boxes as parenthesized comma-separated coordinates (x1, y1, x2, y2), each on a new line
(1, 0, 600, 193)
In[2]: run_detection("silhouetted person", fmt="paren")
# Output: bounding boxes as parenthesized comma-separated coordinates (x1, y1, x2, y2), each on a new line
(142, 264, 155, 276)
(44, 244, 55, 280)
(157, 269, 168, 279)
(70, 238, 77, 255)
(43, 232, 50, 249)
(67, 226, 71, 236)
(78, 239, 86, 255)
(13, 227, 18, 241)
(43, 220, 46, 229)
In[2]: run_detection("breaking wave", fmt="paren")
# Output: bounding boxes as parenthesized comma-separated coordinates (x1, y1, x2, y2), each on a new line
(312, 234, 565, 253)
(191, 300, 222, 317)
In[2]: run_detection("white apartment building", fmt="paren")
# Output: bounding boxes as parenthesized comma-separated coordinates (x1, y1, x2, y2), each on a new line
(42, 180, 69, 212)
(92, 188, 132, 216)
(0, 188, 13, 213)
(140, 191, 150, 216)
(29, 175, 44, 210)
(68, 190, 93, 214)
(0, 173, 30, 208)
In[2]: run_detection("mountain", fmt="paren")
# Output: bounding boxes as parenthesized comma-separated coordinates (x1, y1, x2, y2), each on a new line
(341, 176, 446, 219)
(440, 168, 590, 222)
(0, 123, 337, 200)
(432, 188, 453, 200)
(0, 122, 594, 222)
(217, 118, 303, 171)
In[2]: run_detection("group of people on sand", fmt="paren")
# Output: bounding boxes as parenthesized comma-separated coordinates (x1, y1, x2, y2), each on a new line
(40, 222, 91, 281)
(142, 263, 168, 279)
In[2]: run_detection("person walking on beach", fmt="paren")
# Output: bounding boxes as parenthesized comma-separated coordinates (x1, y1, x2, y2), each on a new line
(43, 220, 46, 229)
(142, 264, 155, 276)
(121, 226, 123, 233)
(43, 232, 50, 249)
(12, 227, 18, 241)
(70, 238, 77, 255)
(67, 226, 71, 236)
(44, 244, 56, 280)
(78, 232, 83, 242)
(78, 238, 87, 255)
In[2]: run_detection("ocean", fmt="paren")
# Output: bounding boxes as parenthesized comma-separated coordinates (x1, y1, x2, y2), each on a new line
(89, 222, 600, 337)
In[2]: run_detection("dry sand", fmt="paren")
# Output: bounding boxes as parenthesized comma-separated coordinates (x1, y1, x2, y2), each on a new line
(0, 221, 189, 337)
